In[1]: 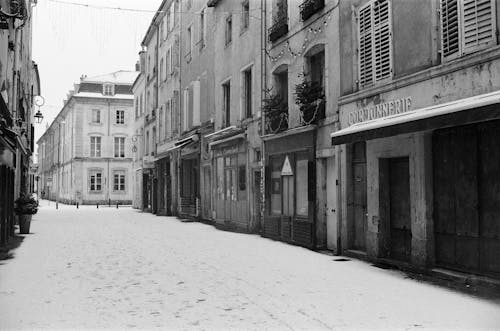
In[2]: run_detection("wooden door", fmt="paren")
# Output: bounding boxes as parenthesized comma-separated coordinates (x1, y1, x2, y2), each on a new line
(326, 157, 338, 250)
(254, 170, 262, 231)
(352, 142, 367, 251)
(389, 157, 411, 261)
(202, 166, 211, 220)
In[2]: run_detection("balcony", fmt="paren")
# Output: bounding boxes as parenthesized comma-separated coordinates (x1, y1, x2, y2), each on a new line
(299, 0, 324, 21)
(268, 4, 288, 42)
(295, 80, 325, 125)
(263, 94, 288, 134)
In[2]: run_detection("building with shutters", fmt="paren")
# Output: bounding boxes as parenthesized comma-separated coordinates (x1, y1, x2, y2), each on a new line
(261, 0, 340, 249)
(154, 0, 181, 217)
(131, 54, 146, 210)
(37, 71, 137, 205)
(332, 0, 500, 278)
(175, 0, 216, 220)
(203, 0, 264, 232)
(0, 0, 41, 245)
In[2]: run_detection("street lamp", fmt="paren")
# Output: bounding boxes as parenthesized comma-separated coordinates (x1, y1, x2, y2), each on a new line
(34, 109, 43, 123)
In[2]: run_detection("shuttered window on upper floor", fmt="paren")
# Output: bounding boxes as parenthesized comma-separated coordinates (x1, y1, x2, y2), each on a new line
(357, 0, 392, 88)
(441, 0, 496, 60)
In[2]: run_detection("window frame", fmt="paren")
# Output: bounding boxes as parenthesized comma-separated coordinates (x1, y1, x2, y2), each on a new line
(115, 110, 125, 125)
(113, 170, 126, 192)
(103, 83, 115, 96)
(114, 137, 126, 158)
(440, 0, 497, 62)
(225, 15, 233, 45)
(357, 0, 393, 89)
(91, 109, 101, 124)
(90, 136, 101, 157)
(89, 169, 103, 192)
(241, 0, 250, 32)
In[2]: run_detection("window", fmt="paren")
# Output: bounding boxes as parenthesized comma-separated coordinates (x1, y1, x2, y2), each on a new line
(441, 0, 495, 60)
(295, 157, 309, 216)
(309, 50, 325, 90)
(113, 171, 126, 191)
(135, 98, 139, 118)
(225, 15, 233, 45)
(116, 110, 125, 124)
(186, 26, 192, 57)
(90, 136, 101, 157)
(160, 58, 164, 81)
(89, 170, 102, 191)
(166, 101, 172, 138)
(160, 20, 164, 40)
(91, 109, 100, 123)
(114, 137, 125, 158)
(151, 127, 156, 156)
(357, 0, 392, 88)
(145, 131, 150, 155)
(140, 93, 144, 115)
(243, 68, 252, 118)
(200, 9, 205, 49)
(222, 81, 231, 127)
(166, 49, 171, 76)
(159, 107, 164, 140)
(103, 83, 114, 96)
(242, 1, 250, 31)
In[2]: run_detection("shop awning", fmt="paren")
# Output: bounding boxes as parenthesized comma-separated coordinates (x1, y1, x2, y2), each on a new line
(209, 133, 245, 148)
(204, 126, 242, 141)
(174, 134, 199, 147)
(331, 90, 500, 145)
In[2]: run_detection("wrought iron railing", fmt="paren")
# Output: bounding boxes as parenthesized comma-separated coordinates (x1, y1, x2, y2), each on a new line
(299, 0, 325, 21)
(299, 98, 325, 125)
(265, 109, 289, 134)
(268, 2, 288, 42)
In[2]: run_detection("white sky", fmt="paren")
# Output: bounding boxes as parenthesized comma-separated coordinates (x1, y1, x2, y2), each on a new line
(32, 0, 162, 144)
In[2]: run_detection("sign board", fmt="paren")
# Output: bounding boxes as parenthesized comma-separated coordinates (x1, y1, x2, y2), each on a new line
(281, 155, 293, 176)
(348, 97, 412, 126)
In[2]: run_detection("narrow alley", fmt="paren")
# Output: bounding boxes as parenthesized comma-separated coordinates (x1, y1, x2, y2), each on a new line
(0, 201, 499, 330)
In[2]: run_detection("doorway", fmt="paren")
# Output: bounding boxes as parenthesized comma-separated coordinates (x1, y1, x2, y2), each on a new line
(388, 157, 411, 261)
(352, 142, 367, 251)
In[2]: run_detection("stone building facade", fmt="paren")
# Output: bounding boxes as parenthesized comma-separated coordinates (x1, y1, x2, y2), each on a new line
(0, 0, 41, 245)
(333, 0, 500, 278)
(37, 71, 137, 205)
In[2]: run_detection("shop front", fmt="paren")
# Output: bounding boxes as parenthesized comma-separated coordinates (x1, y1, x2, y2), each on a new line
(0, 95, 16, 245)
(207, 128, 248, 232)
(263, 127, 316, 249)
(333, 88, 500, 278)
(177, 134, 200, 219)
(155, 155, 172, 216)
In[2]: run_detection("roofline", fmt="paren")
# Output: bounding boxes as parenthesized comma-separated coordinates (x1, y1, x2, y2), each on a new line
(141, 0, 170, 46)
(132, 72, 144, 90)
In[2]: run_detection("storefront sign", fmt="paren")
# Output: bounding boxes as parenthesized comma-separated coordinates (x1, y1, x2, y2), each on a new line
(348, 97, 412, 126)
(281, 155, 293, 176)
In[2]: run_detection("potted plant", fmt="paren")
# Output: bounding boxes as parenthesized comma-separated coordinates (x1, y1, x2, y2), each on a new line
(262, 93, 288, 133)
(294, 78, 325, 124)
(14, 193, 38, 234)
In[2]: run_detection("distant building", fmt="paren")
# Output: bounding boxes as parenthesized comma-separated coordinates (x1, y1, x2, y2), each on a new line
(37, 71, 138, 205)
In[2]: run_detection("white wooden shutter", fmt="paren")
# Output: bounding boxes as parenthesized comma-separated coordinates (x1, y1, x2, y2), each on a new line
(373, 0, 392, 81)
(183, 89, 189, 131)
(462, 0, 495, 53)
(193, 80, 201, 126)
(358, 3, 374, 87)
(441, 0, 461, 58)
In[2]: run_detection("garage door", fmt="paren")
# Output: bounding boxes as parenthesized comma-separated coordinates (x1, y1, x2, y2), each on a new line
(433, 120, 500, 277)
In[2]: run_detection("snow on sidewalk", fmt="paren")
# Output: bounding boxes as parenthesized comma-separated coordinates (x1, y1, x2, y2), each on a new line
(0, 200, 499, 330)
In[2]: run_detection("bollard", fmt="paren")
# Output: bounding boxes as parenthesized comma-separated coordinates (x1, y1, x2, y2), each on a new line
(97, 203, 99, 209)
(109, 198, 111, 207)
(116, 202, 119, 209)
(76, 202, 79, 209)
(56, 202, 58, 210)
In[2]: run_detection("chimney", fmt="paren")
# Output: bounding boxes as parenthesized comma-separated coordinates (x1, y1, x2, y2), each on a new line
(80, 74, 87, 82)
(135, 61, 140, 72)
(139, 48, 146, 75)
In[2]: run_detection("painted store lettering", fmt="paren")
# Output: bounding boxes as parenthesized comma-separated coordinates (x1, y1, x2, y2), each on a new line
(348, 97, 412, 126)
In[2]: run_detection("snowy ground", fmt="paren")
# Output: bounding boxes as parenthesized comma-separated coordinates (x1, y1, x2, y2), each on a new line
(0, 201, 499, 330)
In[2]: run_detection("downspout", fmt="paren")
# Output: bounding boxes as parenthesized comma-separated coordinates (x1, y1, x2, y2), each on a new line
(107, 100, 111, 202)
(260, 0, 267, 232)
(177, 1, 183, 216)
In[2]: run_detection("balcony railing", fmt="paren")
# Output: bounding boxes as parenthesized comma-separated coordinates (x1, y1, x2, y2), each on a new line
(268, 3, 288, 42)
(299, 99, 325, 125)
(299, 0, 325, 21)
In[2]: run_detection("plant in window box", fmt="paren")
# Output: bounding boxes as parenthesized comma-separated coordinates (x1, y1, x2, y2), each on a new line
(294, 78, 325, 125)
(14, 193, 39, 234)
(263, 93, 288, 134)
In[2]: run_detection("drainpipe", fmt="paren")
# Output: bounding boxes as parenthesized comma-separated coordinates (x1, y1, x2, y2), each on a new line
(260, 0, 267, 232)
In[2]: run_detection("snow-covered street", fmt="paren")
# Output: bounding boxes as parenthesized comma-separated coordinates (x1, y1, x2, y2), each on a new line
(0, 201, 499, 330)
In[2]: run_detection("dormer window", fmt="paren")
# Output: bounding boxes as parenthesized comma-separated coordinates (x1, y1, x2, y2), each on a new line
(103, 83, 115, 96)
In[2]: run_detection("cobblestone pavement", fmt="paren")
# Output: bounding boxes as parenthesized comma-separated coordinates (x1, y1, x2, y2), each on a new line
(0, 201, 499, 330)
